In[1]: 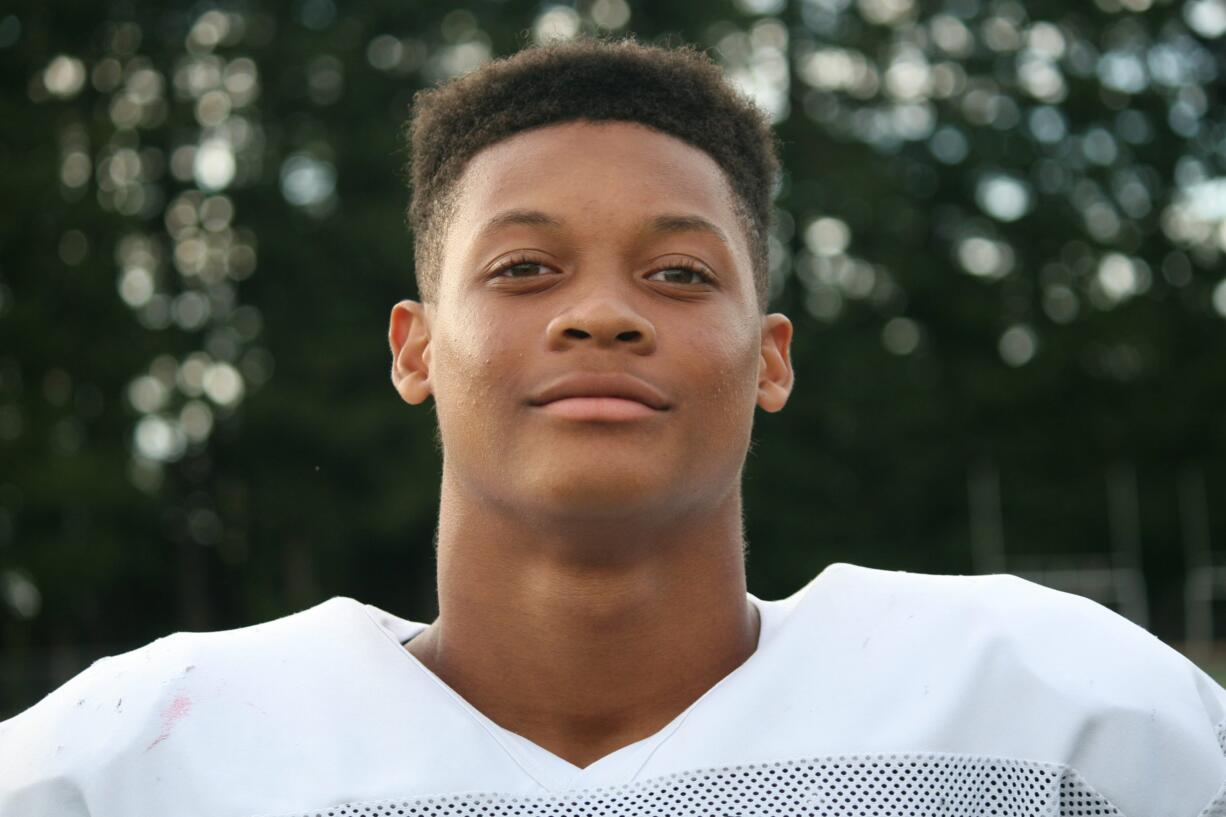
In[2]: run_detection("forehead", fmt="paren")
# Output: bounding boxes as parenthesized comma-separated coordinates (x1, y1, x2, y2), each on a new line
(442, 120, 751, 262)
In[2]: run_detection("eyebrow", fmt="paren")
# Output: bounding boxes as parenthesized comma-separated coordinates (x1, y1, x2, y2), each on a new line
(475, 209, 730, 247)
(646, 214, 731, 247)
(477, 209, 562, 238)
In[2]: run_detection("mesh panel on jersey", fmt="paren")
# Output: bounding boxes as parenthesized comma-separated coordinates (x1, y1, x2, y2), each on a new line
(1201, 719, 1226, 817)
(266, 753, 1124, 817)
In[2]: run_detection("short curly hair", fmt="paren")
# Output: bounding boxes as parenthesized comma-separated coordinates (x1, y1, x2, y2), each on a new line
(405, 37, 779, 309)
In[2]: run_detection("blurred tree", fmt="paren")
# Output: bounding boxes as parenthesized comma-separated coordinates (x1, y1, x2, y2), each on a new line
(0, 0, 1223, 715)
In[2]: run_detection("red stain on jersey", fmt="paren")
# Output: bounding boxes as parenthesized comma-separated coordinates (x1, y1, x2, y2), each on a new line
(145, 694, 193, 751)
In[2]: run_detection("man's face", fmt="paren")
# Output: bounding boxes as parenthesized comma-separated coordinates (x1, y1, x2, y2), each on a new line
(391, 121, 792, 529)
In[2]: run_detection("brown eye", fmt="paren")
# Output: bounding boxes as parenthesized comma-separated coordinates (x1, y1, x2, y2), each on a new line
(499, 262, 551, 278)
(647, 266, 710, 285)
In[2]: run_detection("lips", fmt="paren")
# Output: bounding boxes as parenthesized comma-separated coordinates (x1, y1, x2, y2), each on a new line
(528, 373, 672, 411)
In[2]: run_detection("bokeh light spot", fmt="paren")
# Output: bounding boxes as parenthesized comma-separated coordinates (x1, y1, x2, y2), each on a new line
(194, 139, 236, 191)
(591, 0, 632, 28)
(957, 236, 1014, 279)
(805, 217, 852, 256)
(976, 174, 1033, 222)
(533, 6, 581, 44)
(882, 317, 921, 355)
(43, 55, 86, 98)
(203, 362, 245, 407)
(118, 267, 155, 308)
(1091, 253, 1152, 308)
(180, 400, 214, 442)
(1211, 279, 1226, 318)
(999, 324, 1038, 366)
(134, 414, 186, 462)
(280, 153, 336, 210)
(928, 126, 968, 163)
(127, 375, 168, 414)
(1, 570, 41, 619)
(1185, 0, 1226, 37)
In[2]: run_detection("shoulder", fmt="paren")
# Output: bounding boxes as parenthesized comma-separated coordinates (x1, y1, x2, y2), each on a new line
(796, 563, 1226, 814)
(0, 597, 369, 816)
(811, 562, 1225, 718)
(812, 562, 1192, 667)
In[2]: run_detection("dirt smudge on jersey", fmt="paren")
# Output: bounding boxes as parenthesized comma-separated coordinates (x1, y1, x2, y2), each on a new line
(145, 693, 193, 751)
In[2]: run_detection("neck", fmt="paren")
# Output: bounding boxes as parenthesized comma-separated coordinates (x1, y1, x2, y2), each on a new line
(406, 471, 760, 769)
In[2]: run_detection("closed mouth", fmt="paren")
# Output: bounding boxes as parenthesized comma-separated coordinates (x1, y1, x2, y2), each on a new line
(527, 373, 671, 411)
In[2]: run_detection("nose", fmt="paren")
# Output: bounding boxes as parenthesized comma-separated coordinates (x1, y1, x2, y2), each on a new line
(545, 296, 657, 355)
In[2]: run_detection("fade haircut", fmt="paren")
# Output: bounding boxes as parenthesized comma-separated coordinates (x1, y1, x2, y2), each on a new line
(405, 37, 780, 309)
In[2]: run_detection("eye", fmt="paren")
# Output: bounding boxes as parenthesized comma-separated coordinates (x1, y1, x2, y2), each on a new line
(646, 262, 714, 286)
(496, 260, 554, 278)
(488, 253, 561, 282)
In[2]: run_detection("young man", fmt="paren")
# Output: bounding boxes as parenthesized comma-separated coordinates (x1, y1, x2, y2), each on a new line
(3, 38, 1225, 817)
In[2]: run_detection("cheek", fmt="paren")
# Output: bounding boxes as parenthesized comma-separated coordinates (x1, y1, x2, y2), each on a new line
(430, 305, 529, 437)
(683, 322, 761, 429)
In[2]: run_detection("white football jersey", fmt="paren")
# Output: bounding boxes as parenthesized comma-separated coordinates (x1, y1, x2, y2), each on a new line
(3, 563, 1225, 816)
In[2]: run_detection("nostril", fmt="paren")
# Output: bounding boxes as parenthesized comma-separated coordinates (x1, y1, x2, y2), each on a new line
(616, 331, 642, 342)
(563, 328, 591, 340)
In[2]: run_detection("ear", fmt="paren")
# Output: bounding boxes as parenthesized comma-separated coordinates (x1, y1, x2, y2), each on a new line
(389, 299, 433, 405)
(756, 312, 794, 413)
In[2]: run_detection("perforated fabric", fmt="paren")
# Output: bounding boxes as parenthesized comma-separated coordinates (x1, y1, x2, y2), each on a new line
(264, 754, 1118, 817)
(1206, 786, 1226, 817)
(1207, 725, 1226, 817)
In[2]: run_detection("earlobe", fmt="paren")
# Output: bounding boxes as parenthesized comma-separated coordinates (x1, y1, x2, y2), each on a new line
(756, 313, 794, 413)
(388, 300, 434, 405)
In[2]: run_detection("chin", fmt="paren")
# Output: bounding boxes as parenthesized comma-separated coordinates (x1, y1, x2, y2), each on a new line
(523, 467, 674, 521)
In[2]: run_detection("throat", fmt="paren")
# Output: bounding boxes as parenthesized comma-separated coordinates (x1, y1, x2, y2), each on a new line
(420, 483, 761, 773)
(405, 600, 761, 771)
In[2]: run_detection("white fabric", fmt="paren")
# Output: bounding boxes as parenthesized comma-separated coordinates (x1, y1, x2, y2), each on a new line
(2, 563, 1225, 816)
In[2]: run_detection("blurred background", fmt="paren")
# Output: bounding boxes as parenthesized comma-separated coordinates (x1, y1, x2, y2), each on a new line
(1, 0, 1224, 718)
